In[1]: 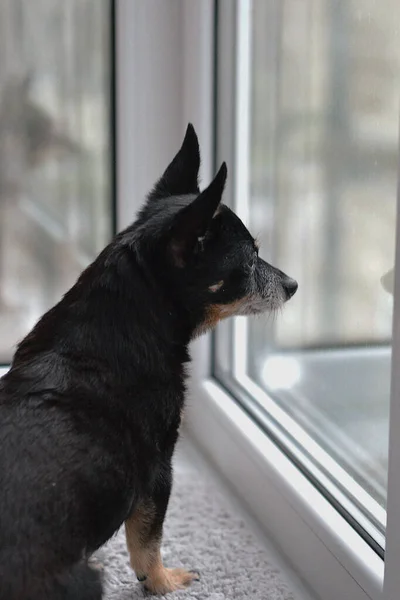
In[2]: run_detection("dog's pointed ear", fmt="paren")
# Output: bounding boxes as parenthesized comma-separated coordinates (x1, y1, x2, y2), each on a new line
(150, 124, 200, 200)
(169, 162, 227, 267)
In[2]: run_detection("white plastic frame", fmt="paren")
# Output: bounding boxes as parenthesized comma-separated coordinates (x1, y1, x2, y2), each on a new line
(230, 0, 385, 550)
(382, 127, 400, 600)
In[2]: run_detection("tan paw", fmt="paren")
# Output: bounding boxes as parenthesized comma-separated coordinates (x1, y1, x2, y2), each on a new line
(143, 567, 200, 595)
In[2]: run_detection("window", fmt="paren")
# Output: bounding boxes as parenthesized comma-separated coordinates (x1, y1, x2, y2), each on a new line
(0, 0, 113, 363)
(214, 0, 400, 555)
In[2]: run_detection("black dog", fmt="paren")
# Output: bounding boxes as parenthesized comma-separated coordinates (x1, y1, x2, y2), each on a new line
(0, 124, 297, 599)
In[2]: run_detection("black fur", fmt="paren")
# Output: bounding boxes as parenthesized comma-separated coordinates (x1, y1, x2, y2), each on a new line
(0, 124, 297, 599)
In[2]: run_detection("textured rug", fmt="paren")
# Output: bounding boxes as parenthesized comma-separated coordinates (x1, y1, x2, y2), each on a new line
(99, 436, 302, 600)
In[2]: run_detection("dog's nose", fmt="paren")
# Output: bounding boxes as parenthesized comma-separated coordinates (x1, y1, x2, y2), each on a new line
(282, 276, 298, 299)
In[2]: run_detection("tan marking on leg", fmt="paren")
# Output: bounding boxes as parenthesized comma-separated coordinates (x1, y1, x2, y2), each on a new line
(125, 502, 157, 577)
(125, 504, 199, 595)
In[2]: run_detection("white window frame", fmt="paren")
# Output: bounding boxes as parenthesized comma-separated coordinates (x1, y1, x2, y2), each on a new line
(382, 118, 400, 600)
(2, 2, 400, 600)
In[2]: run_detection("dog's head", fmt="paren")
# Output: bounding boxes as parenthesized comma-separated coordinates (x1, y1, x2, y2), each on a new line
(133, 124, 297, 337)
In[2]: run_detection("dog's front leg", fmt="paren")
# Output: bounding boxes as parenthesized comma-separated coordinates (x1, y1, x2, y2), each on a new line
(125, 465, 199, 595)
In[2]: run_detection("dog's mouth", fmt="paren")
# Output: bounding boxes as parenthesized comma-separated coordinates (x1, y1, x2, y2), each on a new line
(233, 294, 286, 317)
(238, 279, 298, 316)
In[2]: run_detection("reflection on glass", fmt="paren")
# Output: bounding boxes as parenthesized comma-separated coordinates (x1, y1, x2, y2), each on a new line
(247, 0, 400, 517)
(261, 355, 302, 391)
(0, 0, 111, 362)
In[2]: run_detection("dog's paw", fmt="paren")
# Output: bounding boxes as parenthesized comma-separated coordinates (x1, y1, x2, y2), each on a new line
(142, 567, 200, 595)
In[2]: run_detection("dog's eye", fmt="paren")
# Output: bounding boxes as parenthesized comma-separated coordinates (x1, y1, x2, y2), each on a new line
(209, 280, 224, 293)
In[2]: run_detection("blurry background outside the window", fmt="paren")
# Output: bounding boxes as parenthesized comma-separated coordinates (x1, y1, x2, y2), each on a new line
(247, 0, 399, 512)
(0, 0, 112, 362)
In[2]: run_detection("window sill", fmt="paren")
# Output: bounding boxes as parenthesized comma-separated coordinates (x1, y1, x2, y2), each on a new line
(186, 378, 384, 600)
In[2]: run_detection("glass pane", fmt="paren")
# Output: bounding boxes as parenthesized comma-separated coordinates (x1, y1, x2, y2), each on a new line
(0, 0, 112, 362)
(233, 0, 400, 540)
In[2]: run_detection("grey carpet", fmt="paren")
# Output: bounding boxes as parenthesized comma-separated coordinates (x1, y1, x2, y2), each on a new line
(99, 436, 300, 600)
